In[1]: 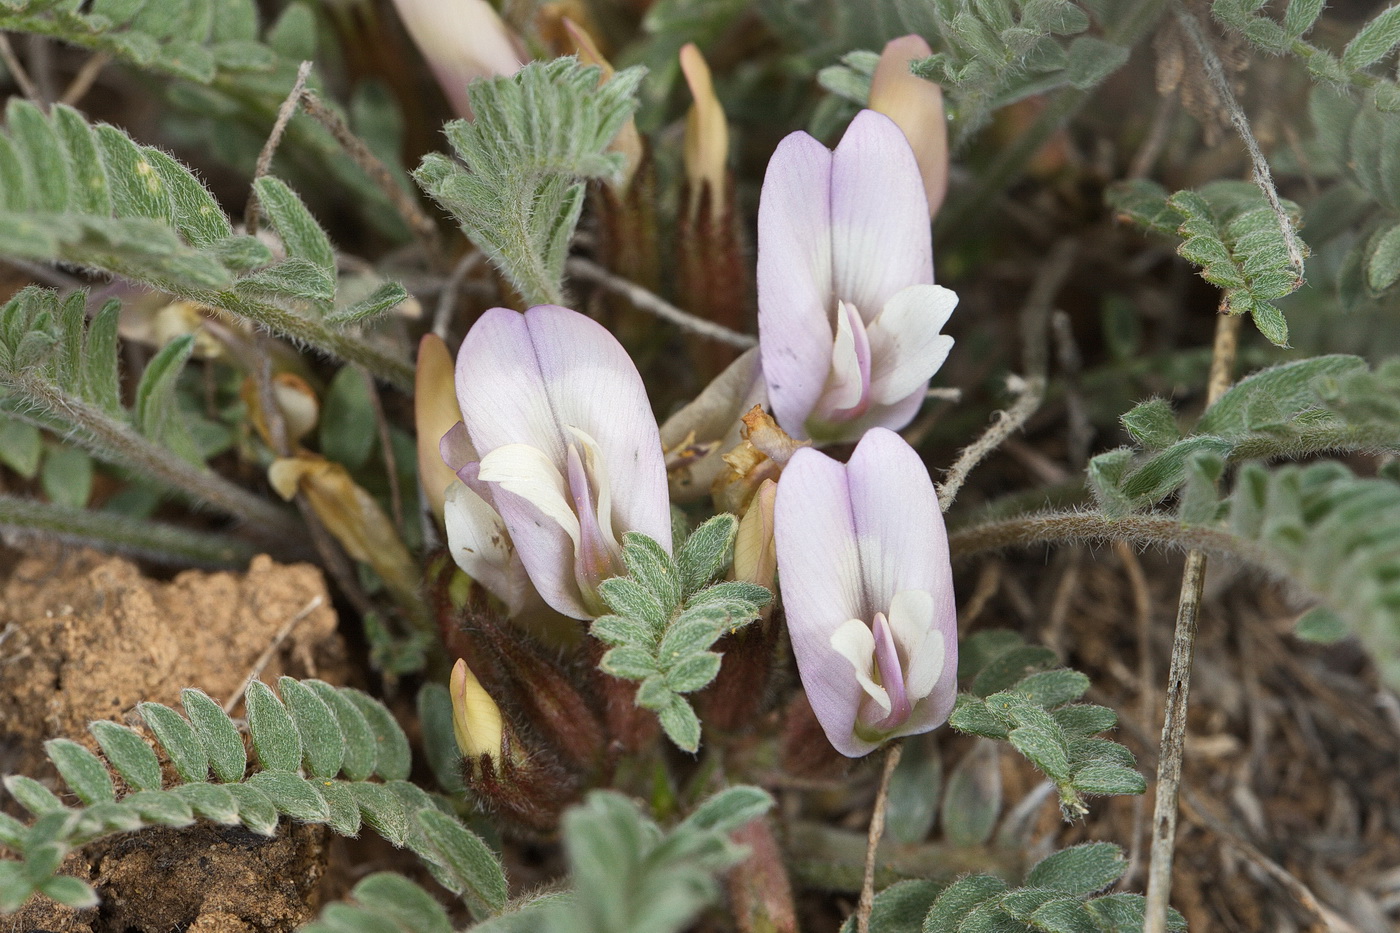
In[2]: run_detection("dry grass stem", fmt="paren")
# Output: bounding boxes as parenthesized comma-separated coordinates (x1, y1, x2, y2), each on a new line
(857, 742, 903, 933)
(568, 256, 757, 348)
(222, 595, 325, 714)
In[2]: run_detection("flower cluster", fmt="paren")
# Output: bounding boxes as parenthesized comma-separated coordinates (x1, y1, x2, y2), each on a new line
(429, 37, 958, 759)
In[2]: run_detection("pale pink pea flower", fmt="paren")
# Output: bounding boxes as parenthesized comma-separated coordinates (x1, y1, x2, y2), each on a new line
(757, 109, 958, 444)
(774, 427, 957, 757)
(445, 305, 672, 620)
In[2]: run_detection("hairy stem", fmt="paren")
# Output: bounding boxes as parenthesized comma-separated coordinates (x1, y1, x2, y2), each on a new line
(0, 495, 256, 566)
(568, 257, 757, 349)
(947, 508, 1270, 566)
(16, 375, 301, 542)
(857, 742, 903, 933)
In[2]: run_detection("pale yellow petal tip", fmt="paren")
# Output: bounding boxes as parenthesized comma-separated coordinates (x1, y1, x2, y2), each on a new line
(869, 34, 948, 219)
(450, 658, 504, 760)
(733, 479, 777, 591)
(680, 43, 728, 212)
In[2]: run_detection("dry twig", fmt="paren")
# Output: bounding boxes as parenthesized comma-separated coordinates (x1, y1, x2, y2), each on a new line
(223, 596, 325, 714)
(568, 256, 757, 349)
(857, 742, 904, 933)
(1144, 310, 1241, 933)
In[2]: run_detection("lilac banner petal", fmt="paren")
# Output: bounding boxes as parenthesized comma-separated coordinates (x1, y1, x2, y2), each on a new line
(774, 446, 868, 754)
(455, 305, 671, 619)
(830, 110, 933, 318)
(758, 132, 836, 437)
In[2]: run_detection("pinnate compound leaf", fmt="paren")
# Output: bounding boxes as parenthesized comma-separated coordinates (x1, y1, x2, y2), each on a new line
(138, 701, 209, 784)
(413, 58, 644, 306)
(181, 687, 246, 783)
(43, 739, 114, 806)
(413, 808, 508, 913)
(245, 680, 302, 773)
(88, 721, 162, 792)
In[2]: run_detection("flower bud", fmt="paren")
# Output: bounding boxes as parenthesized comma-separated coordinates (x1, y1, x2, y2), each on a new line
(562, 17, 644, 190)
(416, 334, 464, 524)
(680, 43, 728, 221)
(450, 658, 504, 761)
(869, 35, 948, 218)
(390, 0, 524, 120)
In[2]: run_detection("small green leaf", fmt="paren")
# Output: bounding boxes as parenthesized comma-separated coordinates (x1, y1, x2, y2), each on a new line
(675, 513, 738, 594)
(1342, 6, 1400, 70)
(1051, 704, 1118, 737)
(139, 701, 210, 784)
(319, 365, 377, 471)
(305, 680, 378, 781)
(1071, 763, 1147, 796)
(0, 419, 40, 478)
(123, 789, 195, 826)
(171, 782, 240, 824)
(940, 740, 1001, 847)
(0, 810, 26, 848)
(326, 280, 409, 326)
(95, 124, 172, 222)
(246, 771, 331, 822)
(621, 531, 683, 615)
(143, 147, 230, 247)
(886, 733, 942, 845)
(246, 680, 303, 773)
(414, 808, 508, 912)
(1120, 398, 1179, 449)
(1294, 605, 1348, 643)
(349, 781, 410, 846)
(345, 688, 411, 781)
(278, 677, 344, 779)
(839, 879, 941, 933)
(678, 785, 773, 834)
(1013, 669, 1091, 708)
(133, 333, 199, 463)
(4, 774, 65, 817)
(657, 693, 702, 753)
(972, 645, 1059, 697)
(1026, 842, 1127, 895)
(923, 874, 1009, 932)
(1250, 300, 1290, 348)
(350, 872, 454, 933)
(44, 739, 115, 805)
(89, 720, 163, 792)
(1366, 221, 1400, 293)
(38, 874, 98, 909)
(663, 651, 721, 693)
(225, 782, 279, 835)
(318, 779, 363, 836)
(1086, 892, 1187, 931)
(417, 682, 466, 795)
(589, 613, 652, 647)
(601, 645, 660, 680)
(181, 687, 247, 783)
(597, 577, 668, 633)
(253, 176, 336, 271)
(40, 444, 92, 509)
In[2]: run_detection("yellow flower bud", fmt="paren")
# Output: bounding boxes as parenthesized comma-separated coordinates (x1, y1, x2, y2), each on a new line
(415, 334, 465, 525)
(450, 658, 504, 761)
(680, 43, 729, 220)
